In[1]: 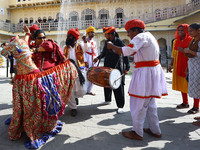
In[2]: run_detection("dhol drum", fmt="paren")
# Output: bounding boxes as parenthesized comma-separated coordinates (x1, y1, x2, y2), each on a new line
(87, 67, 122, 89)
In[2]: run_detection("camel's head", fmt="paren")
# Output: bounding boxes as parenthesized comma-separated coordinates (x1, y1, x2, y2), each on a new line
(1, 35, 30, 59)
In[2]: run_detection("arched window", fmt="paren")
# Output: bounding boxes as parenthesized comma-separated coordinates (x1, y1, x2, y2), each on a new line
(115, 8, 124, 19)
(69, 11, 78, 21)
(158, 38, 167, 66)
(38, 17, 42, 23)
(48, 16, 53, 21)
(81, 8, 96, 20)
(98, 9, 109, 27)
(43, 17, 47, 23)
(24, 18, 28, 24)
(69, 11, 79, 28)
(115, 8, 124, 27)
(98, 9, 109, 19)
(56, 13, 64, 22)
(81, 8, 96, 28)
(30, 17, 33, 24)
(19, 18, 23, 23)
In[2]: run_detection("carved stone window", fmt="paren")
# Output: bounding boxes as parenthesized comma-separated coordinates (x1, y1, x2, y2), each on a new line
(98, 9, 109, 19)
(115, 8, 124, 26)
(69, 11, 79, 21)
(81, 8, 96, 20)
(56, 13, 64, 22)
(115, 8, 124, 19)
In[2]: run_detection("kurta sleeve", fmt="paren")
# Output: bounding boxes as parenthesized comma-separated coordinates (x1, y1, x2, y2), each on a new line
(122, 35, 145, 56)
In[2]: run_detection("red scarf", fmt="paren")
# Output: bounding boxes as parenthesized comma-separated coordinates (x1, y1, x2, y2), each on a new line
(174, 24, 192, 77)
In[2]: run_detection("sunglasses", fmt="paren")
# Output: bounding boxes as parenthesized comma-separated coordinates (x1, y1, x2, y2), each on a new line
(36, 36, 46, 40)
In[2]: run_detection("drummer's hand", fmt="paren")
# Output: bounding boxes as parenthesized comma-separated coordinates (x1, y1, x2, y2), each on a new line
(124, 69, 129, 75)
(93, 58, 99, 63)
(23, 25, 30, 33)
(107, 41, 113, 49)
(85, 62, 89, 68)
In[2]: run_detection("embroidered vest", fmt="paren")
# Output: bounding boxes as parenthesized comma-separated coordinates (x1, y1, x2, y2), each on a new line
(64, 43, 85, 69)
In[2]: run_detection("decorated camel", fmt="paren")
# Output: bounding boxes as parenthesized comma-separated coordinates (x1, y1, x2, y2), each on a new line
(1, 36, 78, 145)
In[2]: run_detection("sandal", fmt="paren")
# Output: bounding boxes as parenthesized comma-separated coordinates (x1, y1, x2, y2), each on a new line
(192, 120, 200, 127)
(176, 103, 189, 109)
(194, 117, 200, 120)
(187, 107, 199, 114)
(143, 128, 162, 138)
(86, 92, 96, 96)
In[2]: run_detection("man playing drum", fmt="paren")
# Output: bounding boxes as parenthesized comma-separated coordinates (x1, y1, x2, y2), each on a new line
(107, 19, 168, 140)
(63, 28, 87, 117)
(94, 26, 130, 114)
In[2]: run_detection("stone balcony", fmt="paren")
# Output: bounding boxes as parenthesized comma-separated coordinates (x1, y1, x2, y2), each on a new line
(3, 0, 200, 33)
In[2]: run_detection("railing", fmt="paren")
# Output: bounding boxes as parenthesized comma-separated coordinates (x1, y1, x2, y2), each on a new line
(1, 0, 200, 33)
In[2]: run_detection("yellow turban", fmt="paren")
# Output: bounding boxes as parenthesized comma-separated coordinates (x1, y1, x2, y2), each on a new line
(86, 26, 95, 34)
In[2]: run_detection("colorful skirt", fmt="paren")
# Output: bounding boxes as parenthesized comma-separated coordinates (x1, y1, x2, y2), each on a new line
(8, 60, 78, 141)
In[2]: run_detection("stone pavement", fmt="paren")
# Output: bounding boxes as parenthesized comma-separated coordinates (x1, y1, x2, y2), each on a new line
(0, 67, 200, 150)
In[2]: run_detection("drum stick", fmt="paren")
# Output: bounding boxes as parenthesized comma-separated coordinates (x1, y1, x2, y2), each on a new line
(114, 73, 126, 84)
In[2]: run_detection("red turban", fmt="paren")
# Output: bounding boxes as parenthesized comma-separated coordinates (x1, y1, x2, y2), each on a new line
(29, 24, 40, 33)
(67, 28, 80, 40)
(103, 26, 116, 33)
(125, 19, 145, 31)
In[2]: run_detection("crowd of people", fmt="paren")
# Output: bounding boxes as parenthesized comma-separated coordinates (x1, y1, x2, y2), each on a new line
(1, 19, 200, 147)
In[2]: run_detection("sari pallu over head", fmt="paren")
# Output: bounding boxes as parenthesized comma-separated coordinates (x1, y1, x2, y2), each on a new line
(174, 24, 192, 77)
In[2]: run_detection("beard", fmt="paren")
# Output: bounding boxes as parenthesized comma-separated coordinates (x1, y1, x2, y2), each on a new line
(66, 38, 75, 46)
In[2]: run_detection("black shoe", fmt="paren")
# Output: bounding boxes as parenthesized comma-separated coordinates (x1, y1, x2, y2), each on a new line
(75, 98, 79, 105)
(71, 109, 77, 117)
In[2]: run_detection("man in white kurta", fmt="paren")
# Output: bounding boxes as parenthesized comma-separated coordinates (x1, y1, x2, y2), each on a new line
(107, 19, 168, 140)
(83, 26, 98, 95)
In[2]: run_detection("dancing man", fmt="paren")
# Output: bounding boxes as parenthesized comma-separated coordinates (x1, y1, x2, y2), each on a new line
(63, 28, 87, 116)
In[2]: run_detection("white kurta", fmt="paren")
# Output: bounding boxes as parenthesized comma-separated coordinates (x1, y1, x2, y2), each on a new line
(122, 32, 168, 98)
(84, 38, 98, 67)
(122, 32, 167, 137)
(81, 38, 98, 93)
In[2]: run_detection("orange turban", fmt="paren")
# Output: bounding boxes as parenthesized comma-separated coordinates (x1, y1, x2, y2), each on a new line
(67, 28, 80, 40)
(29, 24, 40, 33)
(103, 26, 116, 33)
(125, 19, 145, 31)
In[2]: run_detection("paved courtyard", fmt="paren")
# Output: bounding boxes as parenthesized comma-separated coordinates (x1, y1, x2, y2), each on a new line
(0, 67, 199, 150)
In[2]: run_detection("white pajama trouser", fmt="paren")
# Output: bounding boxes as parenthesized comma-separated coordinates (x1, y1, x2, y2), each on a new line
(67, 90, 77, 109)
(87, 81, 94, 93)
(130, 97, 161, 137)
